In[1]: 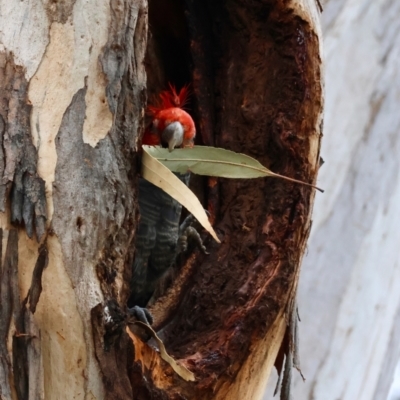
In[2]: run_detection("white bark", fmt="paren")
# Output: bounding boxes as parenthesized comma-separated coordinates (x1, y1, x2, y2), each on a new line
(265, 0, 400, 398)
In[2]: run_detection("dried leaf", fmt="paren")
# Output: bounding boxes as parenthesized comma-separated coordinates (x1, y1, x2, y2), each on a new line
(142, 147, 220, 243)
(126, 324, 195, 382)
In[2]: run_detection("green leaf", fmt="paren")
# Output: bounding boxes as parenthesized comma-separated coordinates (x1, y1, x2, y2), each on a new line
(143, 145, 323, 192)
(141, 147, 220, 243)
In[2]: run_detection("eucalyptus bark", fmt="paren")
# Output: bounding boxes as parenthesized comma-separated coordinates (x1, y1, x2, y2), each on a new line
(0, 1, 323, 399)
(286, 1, 400, 399)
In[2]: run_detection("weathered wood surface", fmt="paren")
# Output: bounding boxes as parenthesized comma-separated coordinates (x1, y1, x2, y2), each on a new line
(265, 0, 400, 399)
(0, 0, 147, 398)
(0, 0, 322, 399)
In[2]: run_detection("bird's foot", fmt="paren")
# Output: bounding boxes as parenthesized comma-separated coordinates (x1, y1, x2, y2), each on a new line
(178, 213, 209, 255)
(127, 305, 154, 326)
(178, 226, 209, 254)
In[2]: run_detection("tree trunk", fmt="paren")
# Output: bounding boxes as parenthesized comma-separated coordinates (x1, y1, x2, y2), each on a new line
(284, 1, 400, 399)
(0, 0, 323, 399)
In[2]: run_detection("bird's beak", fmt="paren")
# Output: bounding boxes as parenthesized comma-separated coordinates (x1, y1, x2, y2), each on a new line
(168, 137, 179, 152)
(162, 121, 184, 152)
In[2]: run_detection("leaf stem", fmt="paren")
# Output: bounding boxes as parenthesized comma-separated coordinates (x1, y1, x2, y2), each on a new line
(156, 157, 324, 193)
(268, 172, 324, 193)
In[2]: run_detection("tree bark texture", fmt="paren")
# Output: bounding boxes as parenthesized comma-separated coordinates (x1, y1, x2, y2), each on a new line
(264, 0, 400, 399)
(0, 0, 323, 399)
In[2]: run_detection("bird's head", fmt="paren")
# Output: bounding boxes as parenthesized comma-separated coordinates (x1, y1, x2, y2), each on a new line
(145, 84, 195, 151)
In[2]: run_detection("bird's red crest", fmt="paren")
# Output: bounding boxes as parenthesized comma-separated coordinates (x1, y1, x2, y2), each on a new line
(148, 83, 190, 115)
(143, 83, 194, 148)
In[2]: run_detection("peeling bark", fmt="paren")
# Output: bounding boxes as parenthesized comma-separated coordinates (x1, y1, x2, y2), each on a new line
(0, 52, 47, 240)
(25, 243, 49, 314)
(1, 0, 147, 398)
(92, 303, 134, 399)
(0, 229, 43, 399)
(0, 229, 13, 399)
